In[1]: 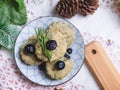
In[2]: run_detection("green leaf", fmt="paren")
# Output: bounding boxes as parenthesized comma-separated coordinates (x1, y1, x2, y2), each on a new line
(0, 0, 27, 25)
(36, 28, 52, 60)
(0, 1, 10, 25)
(16, 0, 25, 10)
(0, 24, 19, 50)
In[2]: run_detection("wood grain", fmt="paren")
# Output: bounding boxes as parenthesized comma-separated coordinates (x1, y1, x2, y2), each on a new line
(85, 41, 120, 90)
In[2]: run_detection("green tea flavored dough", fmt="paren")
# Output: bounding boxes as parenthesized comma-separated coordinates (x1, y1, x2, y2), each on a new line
(47, 22, 75, 47)
(35, 31, 67, 62)
(46, 57, 73, 80)
(20, 36, 42, 65)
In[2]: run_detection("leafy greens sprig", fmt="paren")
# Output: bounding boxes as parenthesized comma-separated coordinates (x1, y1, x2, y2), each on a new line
(35, 28, 52, 60)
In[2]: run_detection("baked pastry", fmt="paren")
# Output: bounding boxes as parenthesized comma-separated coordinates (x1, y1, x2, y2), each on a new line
(20, 36, 42, 65)
(46, 57, 73, 80)
(47, 22, 75, 47)
(35, 31, 67, 62)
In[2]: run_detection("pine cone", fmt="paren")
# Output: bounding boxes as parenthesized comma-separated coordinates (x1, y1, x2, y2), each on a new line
(54, 87, 62, 90)
(79, 0, 99, 15)
(56, 0, 79, 18)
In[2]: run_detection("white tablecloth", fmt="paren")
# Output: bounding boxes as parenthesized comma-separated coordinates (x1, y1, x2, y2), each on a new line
(0, 0, 120, 90)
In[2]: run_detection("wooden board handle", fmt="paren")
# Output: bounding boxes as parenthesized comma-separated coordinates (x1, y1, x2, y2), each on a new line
(85, 41, 120, 90)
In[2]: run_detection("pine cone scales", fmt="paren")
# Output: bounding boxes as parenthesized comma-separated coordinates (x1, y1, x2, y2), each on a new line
(79, 0, 99, 15)
(56, 0, 79, 18)
(56, 0, 99, 18)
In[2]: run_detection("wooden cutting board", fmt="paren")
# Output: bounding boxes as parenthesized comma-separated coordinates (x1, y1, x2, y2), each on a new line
(85, 41, 120, 90)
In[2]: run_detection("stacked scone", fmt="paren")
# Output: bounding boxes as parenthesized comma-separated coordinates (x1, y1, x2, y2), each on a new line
(20, 22, 75, 80)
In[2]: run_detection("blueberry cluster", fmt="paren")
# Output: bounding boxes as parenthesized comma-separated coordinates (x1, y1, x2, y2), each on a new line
(24, 41, 73, 71)
(64, 48, 72, 59)
(55, 48, 73, 70)
(24, 40, 57, 55)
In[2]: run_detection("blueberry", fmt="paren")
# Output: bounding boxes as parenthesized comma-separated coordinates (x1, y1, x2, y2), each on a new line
(67, 48, 72, 54)
(38, 62, 46, 71)
(46, 40, 57, 50)
(24, 44, 35, 55)
(64, 53, 71, 59)
(56, 61, 65, 70)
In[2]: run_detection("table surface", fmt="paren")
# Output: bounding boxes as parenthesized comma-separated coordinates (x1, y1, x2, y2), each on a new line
(0, 0, 120, 90)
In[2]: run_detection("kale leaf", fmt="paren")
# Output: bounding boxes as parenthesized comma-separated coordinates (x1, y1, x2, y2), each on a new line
(0, 0, 27, 50)
(0, 0, 27, 25)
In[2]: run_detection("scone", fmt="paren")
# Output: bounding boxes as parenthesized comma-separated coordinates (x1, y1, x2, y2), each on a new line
(35, 31, 67, 62)
(47, 22, 75, 47)
(46, 57, 73, 80)
(35, 42, 49, 62)
(20, 35, 42, 65)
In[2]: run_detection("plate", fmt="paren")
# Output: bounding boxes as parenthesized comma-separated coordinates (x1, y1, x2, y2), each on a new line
(14, 16, 85, 86)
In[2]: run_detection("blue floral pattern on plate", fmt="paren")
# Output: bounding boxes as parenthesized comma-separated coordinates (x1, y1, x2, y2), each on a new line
(14, 17, 85, 86)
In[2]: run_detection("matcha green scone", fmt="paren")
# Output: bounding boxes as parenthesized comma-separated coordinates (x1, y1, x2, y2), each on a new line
(35, 31, 67, 62)
(20, 35, 42, 65)
(46, 57, 73, 80)
(47, 22, 75, 47)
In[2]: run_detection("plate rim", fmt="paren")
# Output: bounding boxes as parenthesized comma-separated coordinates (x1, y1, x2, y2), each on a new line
(14, 16, 85, 86)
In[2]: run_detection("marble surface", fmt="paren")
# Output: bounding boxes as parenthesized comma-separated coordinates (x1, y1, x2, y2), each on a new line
(0, 0, 120, 90)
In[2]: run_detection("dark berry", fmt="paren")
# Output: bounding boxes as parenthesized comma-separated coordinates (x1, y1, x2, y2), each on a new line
(55, 61, 65, 70)
(64, 53, 71, 59)
(24, 44, 35, 55)
(67, 48, 72, 54)
(46, 40, 57, 50)
(38, 62, 46, 71)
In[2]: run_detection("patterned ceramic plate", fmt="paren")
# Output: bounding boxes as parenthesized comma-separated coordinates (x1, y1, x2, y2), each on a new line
(14, 16, 85, 86)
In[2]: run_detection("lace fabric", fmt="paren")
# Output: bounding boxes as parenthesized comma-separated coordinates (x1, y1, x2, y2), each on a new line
(100, 0, 120, 16)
